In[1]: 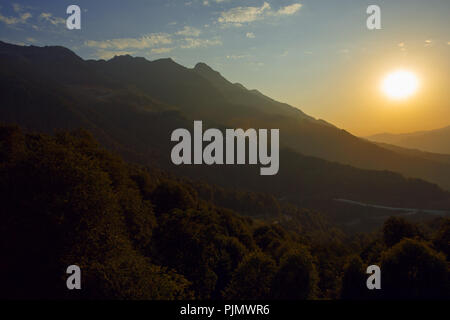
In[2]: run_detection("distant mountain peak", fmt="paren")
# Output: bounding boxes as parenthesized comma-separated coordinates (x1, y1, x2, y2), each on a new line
(109, 54, 150, 63)
(233, 83, 247, 90)
(110, 54, 133, 59)
(193, 62, 224, 79)
(194, 62, 214, 71)
(106, 55, 182, 73)
(193, 62, 233, 86)
(0, 41, 83, 66)
(154, 57, 174, 62)
(109, 55, 175, 64)
(0, 40, 77, 55)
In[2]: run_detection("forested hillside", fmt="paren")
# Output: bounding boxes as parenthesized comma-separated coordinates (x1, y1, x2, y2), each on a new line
(1, 125, 448, 299)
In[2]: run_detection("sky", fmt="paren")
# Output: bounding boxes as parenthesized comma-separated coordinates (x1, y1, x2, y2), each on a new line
(0, 0, 449, 136)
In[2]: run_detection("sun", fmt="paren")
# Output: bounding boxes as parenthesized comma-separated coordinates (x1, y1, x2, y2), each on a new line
(381, 70, 419, 100)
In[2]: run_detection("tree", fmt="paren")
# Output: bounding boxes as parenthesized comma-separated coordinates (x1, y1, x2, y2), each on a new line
(433, 219, 450, 260)
(271, 247, 318, 299)
(223, 251, 277, 300)
(382, 216, 420, 247)
(152, 180, 197, 215)
(0, 128, 191, 299)
(340, 255, 367, 299)
(253, 225, 288, 261)
(381, 238, 449, 299)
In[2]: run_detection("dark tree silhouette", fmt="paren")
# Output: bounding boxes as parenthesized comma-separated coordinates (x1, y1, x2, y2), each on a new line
(223, 251, 277, 300)
(381, 239, 449, 299)
(340, 255, 367, 300)
(271, 247, 318, 299)
(382, 216, 420, 247)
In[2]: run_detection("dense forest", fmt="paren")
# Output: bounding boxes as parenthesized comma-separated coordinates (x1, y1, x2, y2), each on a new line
(1, 125, 448, 299)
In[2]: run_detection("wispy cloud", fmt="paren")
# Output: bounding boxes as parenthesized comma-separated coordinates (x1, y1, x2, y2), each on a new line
(398, 42, 407, 52)
(13, 3, 24, 13)
(85, 34, 173, 50)
(151, 47, 174, 54)
(226, 54, 251, 59)
(85, 29, 221, 59)
(204, 0, 233, 5)
(0, 3, 68, 33)
(217, 2, 303, 26)
(176, 26, 201, 37)
(39, 12, 65, 26)
(180, 37, 222, 49)
(0, 7, 32, 26)
(276, 3, 302, 16)
(218, 2, 271, 26)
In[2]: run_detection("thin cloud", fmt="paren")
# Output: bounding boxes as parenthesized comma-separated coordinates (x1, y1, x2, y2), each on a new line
(176, 26, 201, 37)
(12, 3, 34, 14)
(39, 12, 65, 26)
(181, 37, 222, 49)
(0, 8, 32, 25)
(204, 0, 233, 4)
(12, 3, 23, 13)
(276, 3, 302, 15)
(218, 2, 271, 26)
(85, 34, 173, 50)
(151, 47, 174, 54)
(85, 30, 221, 57)
(217, 2, 303, 26)
(226, 54, 251, 59)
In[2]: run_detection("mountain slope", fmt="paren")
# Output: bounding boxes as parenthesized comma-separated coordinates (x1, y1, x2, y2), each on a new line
(367, 126, 450, 154)
(1, 41, 450, 208)
(192, 62, 316, 121)
(370, 142, 450, 165)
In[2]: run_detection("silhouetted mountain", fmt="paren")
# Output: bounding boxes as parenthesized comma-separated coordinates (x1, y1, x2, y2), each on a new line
(1, 41, 450, 212)
(192, 62, 316, 121)
(371, 142, 450, 165)
(367, 126, 450, 155)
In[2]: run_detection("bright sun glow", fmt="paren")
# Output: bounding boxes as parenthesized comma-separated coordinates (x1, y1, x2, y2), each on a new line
(381, 70, 419, 100)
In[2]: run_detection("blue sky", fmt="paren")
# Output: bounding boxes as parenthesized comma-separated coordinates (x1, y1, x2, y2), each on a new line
(0, 0, 449, 135)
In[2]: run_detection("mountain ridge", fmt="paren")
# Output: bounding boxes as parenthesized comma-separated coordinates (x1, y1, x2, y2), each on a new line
(1, 41, 450, 202)
(367, 125, 450, 155)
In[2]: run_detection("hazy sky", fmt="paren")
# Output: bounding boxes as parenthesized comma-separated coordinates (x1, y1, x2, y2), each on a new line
(1, 0, 449, 136)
